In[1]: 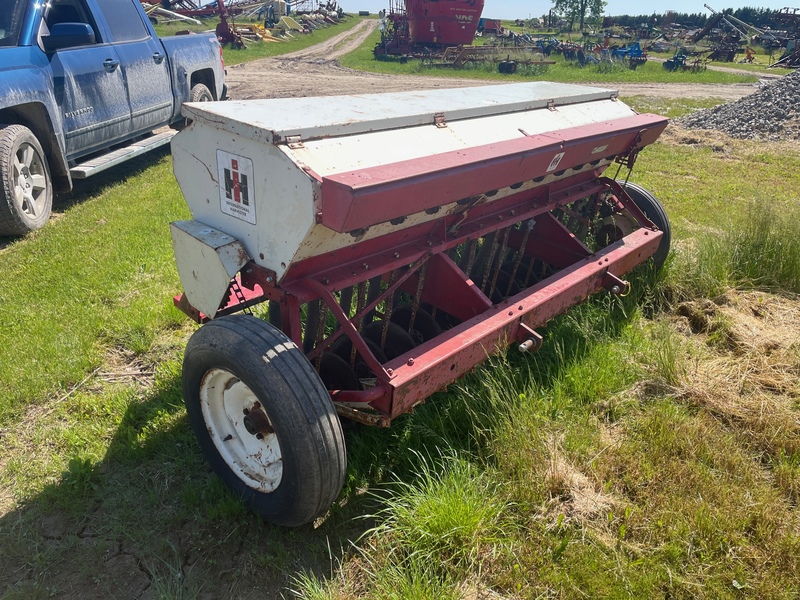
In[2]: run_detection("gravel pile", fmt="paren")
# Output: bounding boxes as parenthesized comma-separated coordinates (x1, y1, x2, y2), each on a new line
(677, 69, 800, 141)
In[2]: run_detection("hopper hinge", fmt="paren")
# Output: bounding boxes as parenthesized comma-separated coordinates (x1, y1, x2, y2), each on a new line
(433, 113, 447, 128)
(286, 135, 304, 149)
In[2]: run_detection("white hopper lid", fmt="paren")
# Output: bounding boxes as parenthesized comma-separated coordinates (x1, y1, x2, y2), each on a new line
(181, 82, 619, 145)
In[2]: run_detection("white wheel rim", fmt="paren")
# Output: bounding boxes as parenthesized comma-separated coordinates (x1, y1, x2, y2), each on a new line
(199, 368, 283, 492)
(13, 142, 48, 220)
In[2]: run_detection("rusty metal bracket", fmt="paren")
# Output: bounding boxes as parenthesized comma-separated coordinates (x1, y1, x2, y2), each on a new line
(286, 135, 304, 149)
(598, 177, 658, 231)
(241, 262, 277, 288)
(517, 322, 543, 353)
(174, 293, 205, 324)
(602, 271, 631, 296)
(434, 113, 447, 128)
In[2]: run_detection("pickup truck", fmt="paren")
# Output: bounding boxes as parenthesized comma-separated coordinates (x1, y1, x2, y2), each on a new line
(0, 0, 226, 235)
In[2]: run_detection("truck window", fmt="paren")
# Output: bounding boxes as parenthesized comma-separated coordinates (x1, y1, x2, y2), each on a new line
(0, 0, 28, 46)
(95, 0, 149, 42)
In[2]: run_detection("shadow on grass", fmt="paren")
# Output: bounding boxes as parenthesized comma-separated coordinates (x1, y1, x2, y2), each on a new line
(0, 266, 659, 599)
(53, 145, 173, 215)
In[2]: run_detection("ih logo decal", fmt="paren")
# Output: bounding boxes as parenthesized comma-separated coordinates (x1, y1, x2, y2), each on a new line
(224, 158, 249, 205)
(217, 150, 256, 225)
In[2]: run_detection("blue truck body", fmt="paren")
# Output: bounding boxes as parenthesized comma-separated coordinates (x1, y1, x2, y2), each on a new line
(0, 0, 226, 234)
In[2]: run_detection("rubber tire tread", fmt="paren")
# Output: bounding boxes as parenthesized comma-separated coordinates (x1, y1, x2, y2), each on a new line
(188, 83, 213, 103)
(617, 180, 671, 271)
(172, 84, 213, 131)
(0, 124, 53, 236)
(183, 314, 346, 527)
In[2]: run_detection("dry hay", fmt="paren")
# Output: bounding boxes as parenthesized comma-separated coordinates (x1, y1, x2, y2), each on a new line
(457, 580, 514, 600)
(658, 123, 800, 156)
(672, 290, 800, 457)
(96, 346, 155, 387)
(541, 433, 621, 523)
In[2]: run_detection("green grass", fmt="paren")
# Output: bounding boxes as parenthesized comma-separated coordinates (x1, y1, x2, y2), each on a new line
(366, 453, 512, 572)
(679, 201, 800, 297)
(0, 153, 188, 426)
(2, 62, 800, 599)
(623, 95, 729, 118)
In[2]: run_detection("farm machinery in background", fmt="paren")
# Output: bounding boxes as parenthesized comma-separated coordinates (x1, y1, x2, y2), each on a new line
(687, 3, 750, 61)
(143, 0, 248, 20)
(771, 7, 800, 68)
(687, 3, 799, 64)
(143, 0, 345, 47)
(608, 41, 647, 68)
(374, 0, 484, 58)
(663, 51, 709, 72)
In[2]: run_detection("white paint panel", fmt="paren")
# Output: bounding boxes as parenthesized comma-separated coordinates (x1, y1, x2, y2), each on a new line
(171, 83, 640, 286)
(283, 100, 633, 177)
(181, 82, 619, 143)
(170, 220, 250, 319)
(171, 121, 317, 283)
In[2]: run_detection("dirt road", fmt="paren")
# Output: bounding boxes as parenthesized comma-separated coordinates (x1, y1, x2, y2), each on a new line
(225, 20, 759, 102)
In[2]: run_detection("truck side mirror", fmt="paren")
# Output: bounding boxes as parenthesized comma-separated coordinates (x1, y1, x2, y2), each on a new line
(42, 23, 96, 52)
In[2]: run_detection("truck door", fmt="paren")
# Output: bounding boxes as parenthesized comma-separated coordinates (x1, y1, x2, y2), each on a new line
(44, 0, 132, 157)
(93, 0, 172, 134)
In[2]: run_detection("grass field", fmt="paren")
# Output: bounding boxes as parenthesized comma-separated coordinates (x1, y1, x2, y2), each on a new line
(1, 27, 800, 600)
(345, 28, 759, 85)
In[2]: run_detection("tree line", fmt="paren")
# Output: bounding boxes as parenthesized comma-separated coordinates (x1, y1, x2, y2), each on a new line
(546, 3, 791, 32)
(609, 7, 786, 29)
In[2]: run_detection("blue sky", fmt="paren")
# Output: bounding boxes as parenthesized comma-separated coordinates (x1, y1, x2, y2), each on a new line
(342, 0, 791, 21)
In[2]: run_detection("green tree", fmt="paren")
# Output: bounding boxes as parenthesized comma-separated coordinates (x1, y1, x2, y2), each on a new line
(553, 0, 606, 31)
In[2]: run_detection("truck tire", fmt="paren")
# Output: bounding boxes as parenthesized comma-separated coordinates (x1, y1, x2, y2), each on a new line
(0, 124, 53, 236)
(172, 83, 214, 131)
(188, 83, 213, 103)
(182, 314, 347, 527)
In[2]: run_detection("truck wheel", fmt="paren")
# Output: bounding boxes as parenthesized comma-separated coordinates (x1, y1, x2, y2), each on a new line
(188, 83, 213, 103)
(172, 84, 214, 131)
(618, 181, 671, 271)
(0, 125, 53, 236)
(182, 314, 346, 527)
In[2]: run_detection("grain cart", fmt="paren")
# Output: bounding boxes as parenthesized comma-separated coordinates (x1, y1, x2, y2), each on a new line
(169, 82, 670, 526)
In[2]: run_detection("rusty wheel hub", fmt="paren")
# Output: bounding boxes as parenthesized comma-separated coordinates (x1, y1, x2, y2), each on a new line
(242, 402, 274, 439)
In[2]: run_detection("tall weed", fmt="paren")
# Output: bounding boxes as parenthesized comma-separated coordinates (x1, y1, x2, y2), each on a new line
(675, 201, 800, 298)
